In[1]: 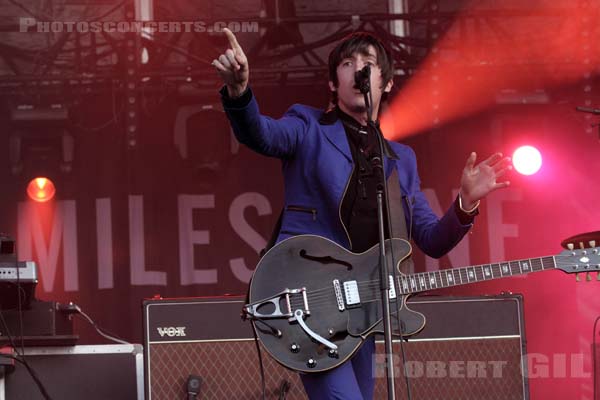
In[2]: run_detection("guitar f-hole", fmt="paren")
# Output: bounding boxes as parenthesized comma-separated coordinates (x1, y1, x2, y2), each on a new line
(299, 249, 353, 270)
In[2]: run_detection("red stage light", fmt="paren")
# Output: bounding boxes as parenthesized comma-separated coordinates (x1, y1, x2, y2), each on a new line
(26, 177, 56, 202)
(381, 1, 600, 140)
(512, 146, 542, 175)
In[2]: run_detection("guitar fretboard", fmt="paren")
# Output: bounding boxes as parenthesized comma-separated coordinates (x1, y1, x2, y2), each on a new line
(397, 256, 556, 294)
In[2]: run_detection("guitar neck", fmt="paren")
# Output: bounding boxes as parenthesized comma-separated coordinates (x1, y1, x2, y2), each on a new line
(399, 256, 557, 294)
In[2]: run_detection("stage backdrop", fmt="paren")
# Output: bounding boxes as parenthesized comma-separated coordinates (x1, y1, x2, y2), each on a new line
(0, 84, 598, 399)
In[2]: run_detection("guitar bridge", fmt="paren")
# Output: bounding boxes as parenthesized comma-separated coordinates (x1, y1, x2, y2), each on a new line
(244, 288, 310, 321)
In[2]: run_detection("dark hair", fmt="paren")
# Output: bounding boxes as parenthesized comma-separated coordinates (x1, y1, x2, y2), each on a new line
(328, 32, 394, 103)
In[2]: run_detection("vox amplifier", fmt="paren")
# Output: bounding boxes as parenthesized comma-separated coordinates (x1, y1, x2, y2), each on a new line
(143, 294, 528, 400)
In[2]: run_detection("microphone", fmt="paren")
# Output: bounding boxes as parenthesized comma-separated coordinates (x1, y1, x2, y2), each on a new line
(354, 65, 371, 94)
(576, 106, 600, 115)
(186, 375, 202, 400)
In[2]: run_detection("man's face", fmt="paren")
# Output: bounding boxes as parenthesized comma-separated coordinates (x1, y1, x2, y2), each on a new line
(328, 45, 393, 118)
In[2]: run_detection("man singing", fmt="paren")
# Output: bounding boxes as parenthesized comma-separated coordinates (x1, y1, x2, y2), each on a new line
(213, 28, 511, 400)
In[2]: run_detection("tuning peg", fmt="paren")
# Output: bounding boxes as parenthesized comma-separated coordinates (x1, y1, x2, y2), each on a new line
(567, 243, 574, 250)
(576, 273, 580, 282)
(587, 272, 592, 281)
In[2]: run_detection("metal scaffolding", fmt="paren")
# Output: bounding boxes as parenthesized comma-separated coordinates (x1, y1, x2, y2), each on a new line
(0, 0, 597, 137)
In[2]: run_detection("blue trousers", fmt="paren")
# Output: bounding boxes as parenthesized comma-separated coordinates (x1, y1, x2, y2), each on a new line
(300, 338, 375, 400)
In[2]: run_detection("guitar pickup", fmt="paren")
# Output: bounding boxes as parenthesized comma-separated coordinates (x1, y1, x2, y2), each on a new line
(343, 280, 361, 307)
(244, 288, 310, 321)
(340, 276, 396, 310)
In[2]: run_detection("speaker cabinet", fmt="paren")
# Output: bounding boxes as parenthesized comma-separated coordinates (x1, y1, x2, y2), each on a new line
(143, 295, 528, 400)
(2, 344, 143, 400)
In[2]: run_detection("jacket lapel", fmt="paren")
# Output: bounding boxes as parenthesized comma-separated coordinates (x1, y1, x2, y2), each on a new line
(320, 121, 353, 162)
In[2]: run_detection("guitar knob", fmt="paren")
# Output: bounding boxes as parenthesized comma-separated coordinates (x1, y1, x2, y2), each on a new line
(307, 358, 317, 368)
(290, 343, 300, 353)
(586, 272, 592, 282)
(576, 273, 580, 282)
(328, 349, 339, 358)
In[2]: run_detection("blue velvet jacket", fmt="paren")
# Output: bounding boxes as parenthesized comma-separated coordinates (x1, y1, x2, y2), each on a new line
(223, 90, 471, 258)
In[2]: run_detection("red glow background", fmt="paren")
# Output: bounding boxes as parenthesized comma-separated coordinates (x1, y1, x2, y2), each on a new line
(0, 1, 598, 399)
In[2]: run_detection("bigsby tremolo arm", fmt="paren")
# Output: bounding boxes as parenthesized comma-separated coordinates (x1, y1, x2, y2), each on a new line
(244, 288, 309, 320)
(291, 309, 338, 351)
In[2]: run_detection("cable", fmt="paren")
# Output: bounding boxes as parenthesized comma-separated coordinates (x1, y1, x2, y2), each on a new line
(0, 235, 54, 399)
(58, 303, 130, 345)
(0, 309, 19, 352)
(593, 315, 600, 400)
(15, 243, 55, 400)
(15, 251, 26, 361)
(5, 236, 51, 400)
(6, 0, 49, 21)
(71, 79, 124, 132)
(250, 321, 267, 400)
(0, 283, 28, 362)
(0, 352, 53, 400)
(77, 310, 130, 345)
(88, 0, 128, 23)
(0, 314, 53, 400)
(278, 379, 290, 400)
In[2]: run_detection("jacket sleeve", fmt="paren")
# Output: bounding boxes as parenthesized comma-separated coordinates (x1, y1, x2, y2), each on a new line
(402, 147, 472, 259)
(221, 86, 308, 159)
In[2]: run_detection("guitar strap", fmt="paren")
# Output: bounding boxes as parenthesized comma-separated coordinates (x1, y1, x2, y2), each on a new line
(386, 166, 415, 274)
(386, 167, 408, 240)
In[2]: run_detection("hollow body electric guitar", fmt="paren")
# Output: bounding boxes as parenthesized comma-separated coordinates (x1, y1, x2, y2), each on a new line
(244, 234, 600, 373)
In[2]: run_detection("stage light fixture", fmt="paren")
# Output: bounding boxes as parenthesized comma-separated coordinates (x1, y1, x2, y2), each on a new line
(512, 145, 542, 176)
(27, 177, 56, 202)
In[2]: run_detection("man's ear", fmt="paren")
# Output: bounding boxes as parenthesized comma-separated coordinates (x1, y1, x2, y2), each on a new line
(384, 78, 393, 93)
(328, 81, 337, 92)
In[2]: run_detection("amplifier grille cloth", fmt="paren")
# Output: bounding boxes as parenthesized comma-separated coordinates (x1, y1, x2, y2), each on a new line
(148, 338, 524, 400)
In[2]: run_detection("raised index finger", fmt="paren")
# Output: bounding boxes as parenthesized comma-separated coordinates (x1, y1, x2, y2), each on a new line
(224, 28, 242, 51)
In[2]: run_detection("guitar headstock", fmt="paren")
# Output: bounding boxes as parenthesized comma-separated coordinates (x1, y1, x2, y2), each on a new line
(557, 240, 600, 281)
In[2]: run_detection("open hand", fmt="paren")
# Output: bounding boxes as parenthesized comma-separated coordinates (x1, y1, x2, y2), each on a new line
(460, 152, 512, 209)
(212, 28, 249, 98)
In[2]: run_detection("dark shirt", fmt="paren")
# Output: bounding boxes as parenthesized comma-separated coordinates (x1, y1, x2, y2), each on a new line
(322, 107, 391, 253)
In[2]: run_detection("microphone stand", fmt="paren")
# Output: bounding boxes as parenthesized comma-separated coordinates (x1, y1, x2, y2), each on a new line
(356, 69, 396, 400)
